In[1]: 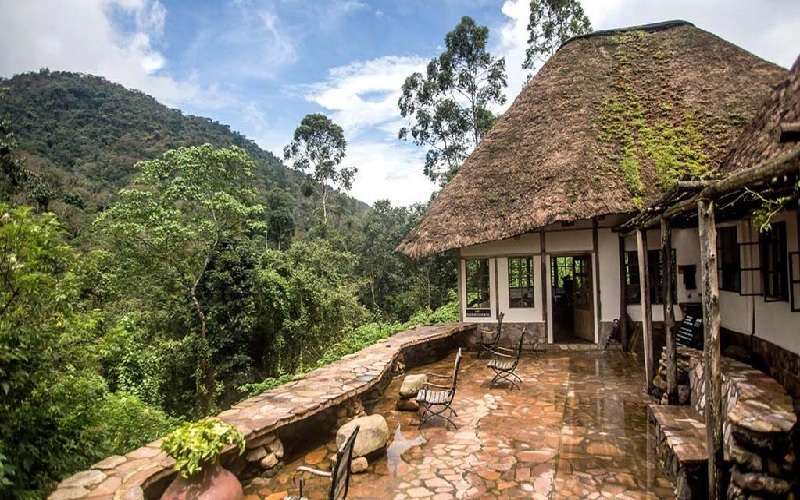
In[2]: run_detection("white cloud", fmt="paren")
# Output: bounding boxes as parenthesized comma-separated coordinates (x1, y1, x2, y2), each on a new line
(346, 140, 435, 206)
(305, 55, 427, 133)
(496, 0, 531, 111)
(0, 0, 220, 110)
(305, 55, 434, 206)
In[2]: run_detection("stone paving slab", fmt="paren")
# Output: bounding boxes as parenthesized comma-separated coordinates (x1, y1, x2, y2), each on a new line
(48, 323, 476, 500)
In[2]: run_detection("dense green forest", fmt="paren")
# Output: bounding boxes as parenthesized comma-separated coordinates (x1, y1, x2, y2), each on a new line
(0, 71, 456, 497)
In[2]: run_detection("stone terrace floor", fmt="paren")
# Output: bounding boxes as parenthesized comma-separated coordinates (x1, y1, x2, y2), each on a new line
(245, 351, 675, 499)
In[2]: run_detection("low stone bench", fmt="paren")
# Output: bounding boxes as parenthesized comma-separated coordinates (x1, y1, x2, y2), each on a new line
(648, 405, 707, 499)
(652, 346, 797, 498)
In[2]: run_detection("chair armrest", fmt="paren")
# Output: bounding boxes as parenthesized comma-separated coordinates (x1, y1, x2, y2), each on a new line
(492, 346, 515, 354)
(489, 351, 514, 359)
(297, 466, 332, 478)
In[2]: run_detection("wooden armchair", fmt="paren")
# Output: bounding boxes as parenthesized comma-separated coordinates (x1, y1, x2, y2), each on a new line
(416, 348, 463, 429)
(479, 312, 504, 358)
(487, 327, 526, 390)
(290, 425, 359, 500)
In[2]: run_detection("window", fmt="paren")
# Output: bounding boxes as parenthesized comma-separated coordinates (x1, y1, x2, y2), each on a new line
(717, 227, 742, 292)
(718, 227, 741, 292)
(760, 222, 788, 301)
(465, 259, 491, 317)
(508, 256, 534, 308)
(624, 249, 677, 304)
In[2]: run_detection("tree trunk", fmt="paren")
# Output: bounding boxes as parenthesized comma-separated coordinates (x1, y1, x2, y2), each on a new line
(661, 217, 677, 404)
(636, 228, 653, 393)
(698, 199, 723, 499)
(190, 252, 216, 414)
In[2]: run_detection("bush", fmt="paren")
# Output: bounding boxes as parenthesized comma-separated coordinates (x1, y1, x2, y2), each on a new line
(161, 418, 244, 478)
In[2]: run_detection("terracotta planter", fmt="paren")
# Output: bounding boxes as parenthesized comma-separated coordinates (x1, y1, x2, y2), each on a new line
(161, 461, 244, 500)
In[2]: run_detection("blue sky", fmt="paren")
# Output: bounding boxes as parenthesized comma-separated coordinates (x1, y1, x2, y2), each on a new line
(2, 0, 799, 206)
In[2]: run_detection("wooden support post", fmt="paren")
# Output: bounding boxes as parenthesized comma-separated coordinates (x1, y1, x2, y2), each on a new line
(618, 235, 629, 351)
(457, 256, 464, 323)
(540, 231, 548, 344)
(661, 217, 677, 404)
(592, 218, 602, 344)
(636, 228, 654, 393)
(698, 199, 723, 500)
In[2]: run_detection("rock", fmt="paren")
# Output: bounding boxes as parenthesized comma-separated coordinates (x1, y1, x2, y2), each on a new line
(260, 452, 279, 469)
(726, 439, 763, 471)
(61, 469, 106, 488)
(396, 398, 420, 411)
(245, 446, 267, 462)
(351, 457, 368, 473)
(337, 414, 389, 458)
(399, 374, 428, 398)
(268, 438, 284, 459)
(678, 385, 690, 405)
(731, 465, 791, 495)
(305, 447, 327, 465)
(247, 433, 277, 450)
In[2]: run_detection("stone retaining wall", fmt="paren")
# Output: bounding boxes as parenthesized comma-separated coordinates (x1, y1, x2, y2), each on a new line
(48, 323, 476, 500)
(653, 346, 798, 498)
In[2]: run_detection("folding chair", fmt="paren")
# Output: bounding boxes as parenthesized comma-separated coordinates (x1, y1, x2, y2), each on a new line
(416, 348, 463, 429)
(290, 425, 359, 500)
(487, 327, 526, 390)
(479, 312, 504, 358)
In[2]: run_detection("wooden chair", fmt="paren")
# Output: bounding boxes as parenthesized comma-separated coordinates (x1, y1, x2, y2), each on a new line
(290, 425, 359, 500)
(479, 312, 504, 358)
(416, 348, 463, 429)
(487, 327, 526, 390)
(675, 305, 703, 349)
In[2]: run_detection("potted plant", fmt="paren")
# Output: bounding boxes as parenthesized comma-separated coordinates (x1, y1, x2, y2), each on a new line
(161, 417, 246, 500)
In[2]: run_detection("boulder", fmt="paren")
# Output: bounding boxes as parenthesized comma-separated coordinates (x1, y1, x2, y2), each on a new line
(399, 374, 428, 398)
(337, 414, 389, 458)
(351, 457, 368, 473)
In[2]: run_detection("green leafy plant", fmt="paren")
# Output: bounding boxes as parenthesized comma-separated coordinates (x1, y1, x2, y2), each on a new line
(161, 418, 245, 478)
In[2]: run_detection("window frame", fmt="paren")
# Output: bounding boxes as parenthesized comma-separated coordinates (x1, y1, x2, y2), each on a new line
(464, 258, 491, 317)
(507, 256, 535, 309)
(760, 221, 789, 302)
(718, 226, 742, 293)
(624, 249, 676, 305)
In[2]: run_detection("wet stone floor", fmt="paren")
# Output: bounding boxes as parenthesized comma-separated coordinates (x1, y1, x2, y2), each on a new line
(244, 351, 675, 499)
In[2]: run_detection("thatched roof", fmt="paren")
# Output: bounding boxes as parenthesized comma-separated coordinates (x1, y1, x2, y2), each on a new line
(720, 55, 800, 174)
(398, 21, 786, 258)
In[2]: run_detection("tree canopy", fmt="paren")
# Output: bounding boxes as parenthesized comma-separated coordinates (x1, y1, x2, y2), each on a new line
(284, 114, 357, 225)
(523, 0, 592, 70)
(399, 16, 507, 186)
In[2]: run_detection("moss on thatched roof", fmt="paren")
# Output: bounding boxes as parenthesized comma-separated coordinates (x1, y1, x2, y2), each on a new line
(398, 21, 786, 258)
(720, 55, 800, 174)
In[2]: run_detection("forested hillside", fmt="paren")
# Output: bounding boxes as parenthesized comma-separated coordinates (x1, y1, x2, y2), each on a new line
(0, 71, 455, 497)
(0, 70, 367, 234)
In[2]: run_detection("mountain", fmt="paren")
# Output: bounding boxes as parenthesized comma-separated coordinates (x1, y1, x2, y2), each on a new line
(0, 69, 368, 233)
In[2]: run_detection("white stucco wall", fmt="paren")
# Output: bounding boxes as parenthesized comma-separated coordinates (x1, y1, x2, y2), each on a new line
(458, 227, 624, 342)
(716, 211, 800, 354)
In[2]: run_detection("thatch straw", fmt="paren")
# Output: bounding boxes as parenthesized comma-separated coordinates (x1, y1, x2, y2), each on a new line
(398, 21, 786, 258)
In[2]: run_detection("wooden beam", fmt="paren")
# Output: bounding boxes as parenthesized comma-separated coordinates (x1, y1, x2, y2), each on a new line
(540, 231, 549, 343)
(592, 218, 602, 344)
(661, 217, 677, 404)
(698, 199, 723, 499)
(636, 228, 654, 393)
(618, 235, 629, 351)
(637, 148, 800, 229)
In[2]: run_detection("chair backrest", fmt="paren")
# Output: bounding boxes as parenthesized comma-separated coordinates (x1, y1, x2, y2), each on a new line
(492, 312, 505, 342)
(329, 425, 359, 500)
(511, 327, 527, 369)
(449, 348, 463, 396)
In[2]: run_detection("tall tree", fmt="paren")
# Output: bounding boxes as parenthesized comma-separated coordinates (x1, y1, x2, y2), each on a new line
(523, 0, 592, 70)
(94, 145, 263, 413)
(284, 114, 356, 225)
(264, 187, 295, 250)
(399, 16, 507, 186)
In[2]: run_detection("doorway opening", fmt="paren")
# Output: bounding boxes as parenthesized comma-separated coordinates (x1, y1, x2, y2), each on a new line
(551, 255, 595, 343)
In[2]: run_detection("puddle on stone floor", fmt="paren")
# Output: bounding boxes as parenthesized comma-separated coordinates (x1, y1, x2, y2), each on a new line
(244, 351, 675, 499)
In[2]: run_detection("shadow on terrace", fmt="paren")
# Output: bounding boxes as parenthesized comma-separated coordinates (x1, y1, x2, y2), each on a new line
(246, 347, 673, 499)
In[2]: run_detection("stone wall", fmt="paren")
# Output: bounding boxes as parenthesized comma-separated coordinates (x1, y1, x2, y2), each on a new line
(722, 327, 800, 401)
(469, 322, 546, 350)
(48, 323, 476, 500)
(653, 346, 798, 498)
